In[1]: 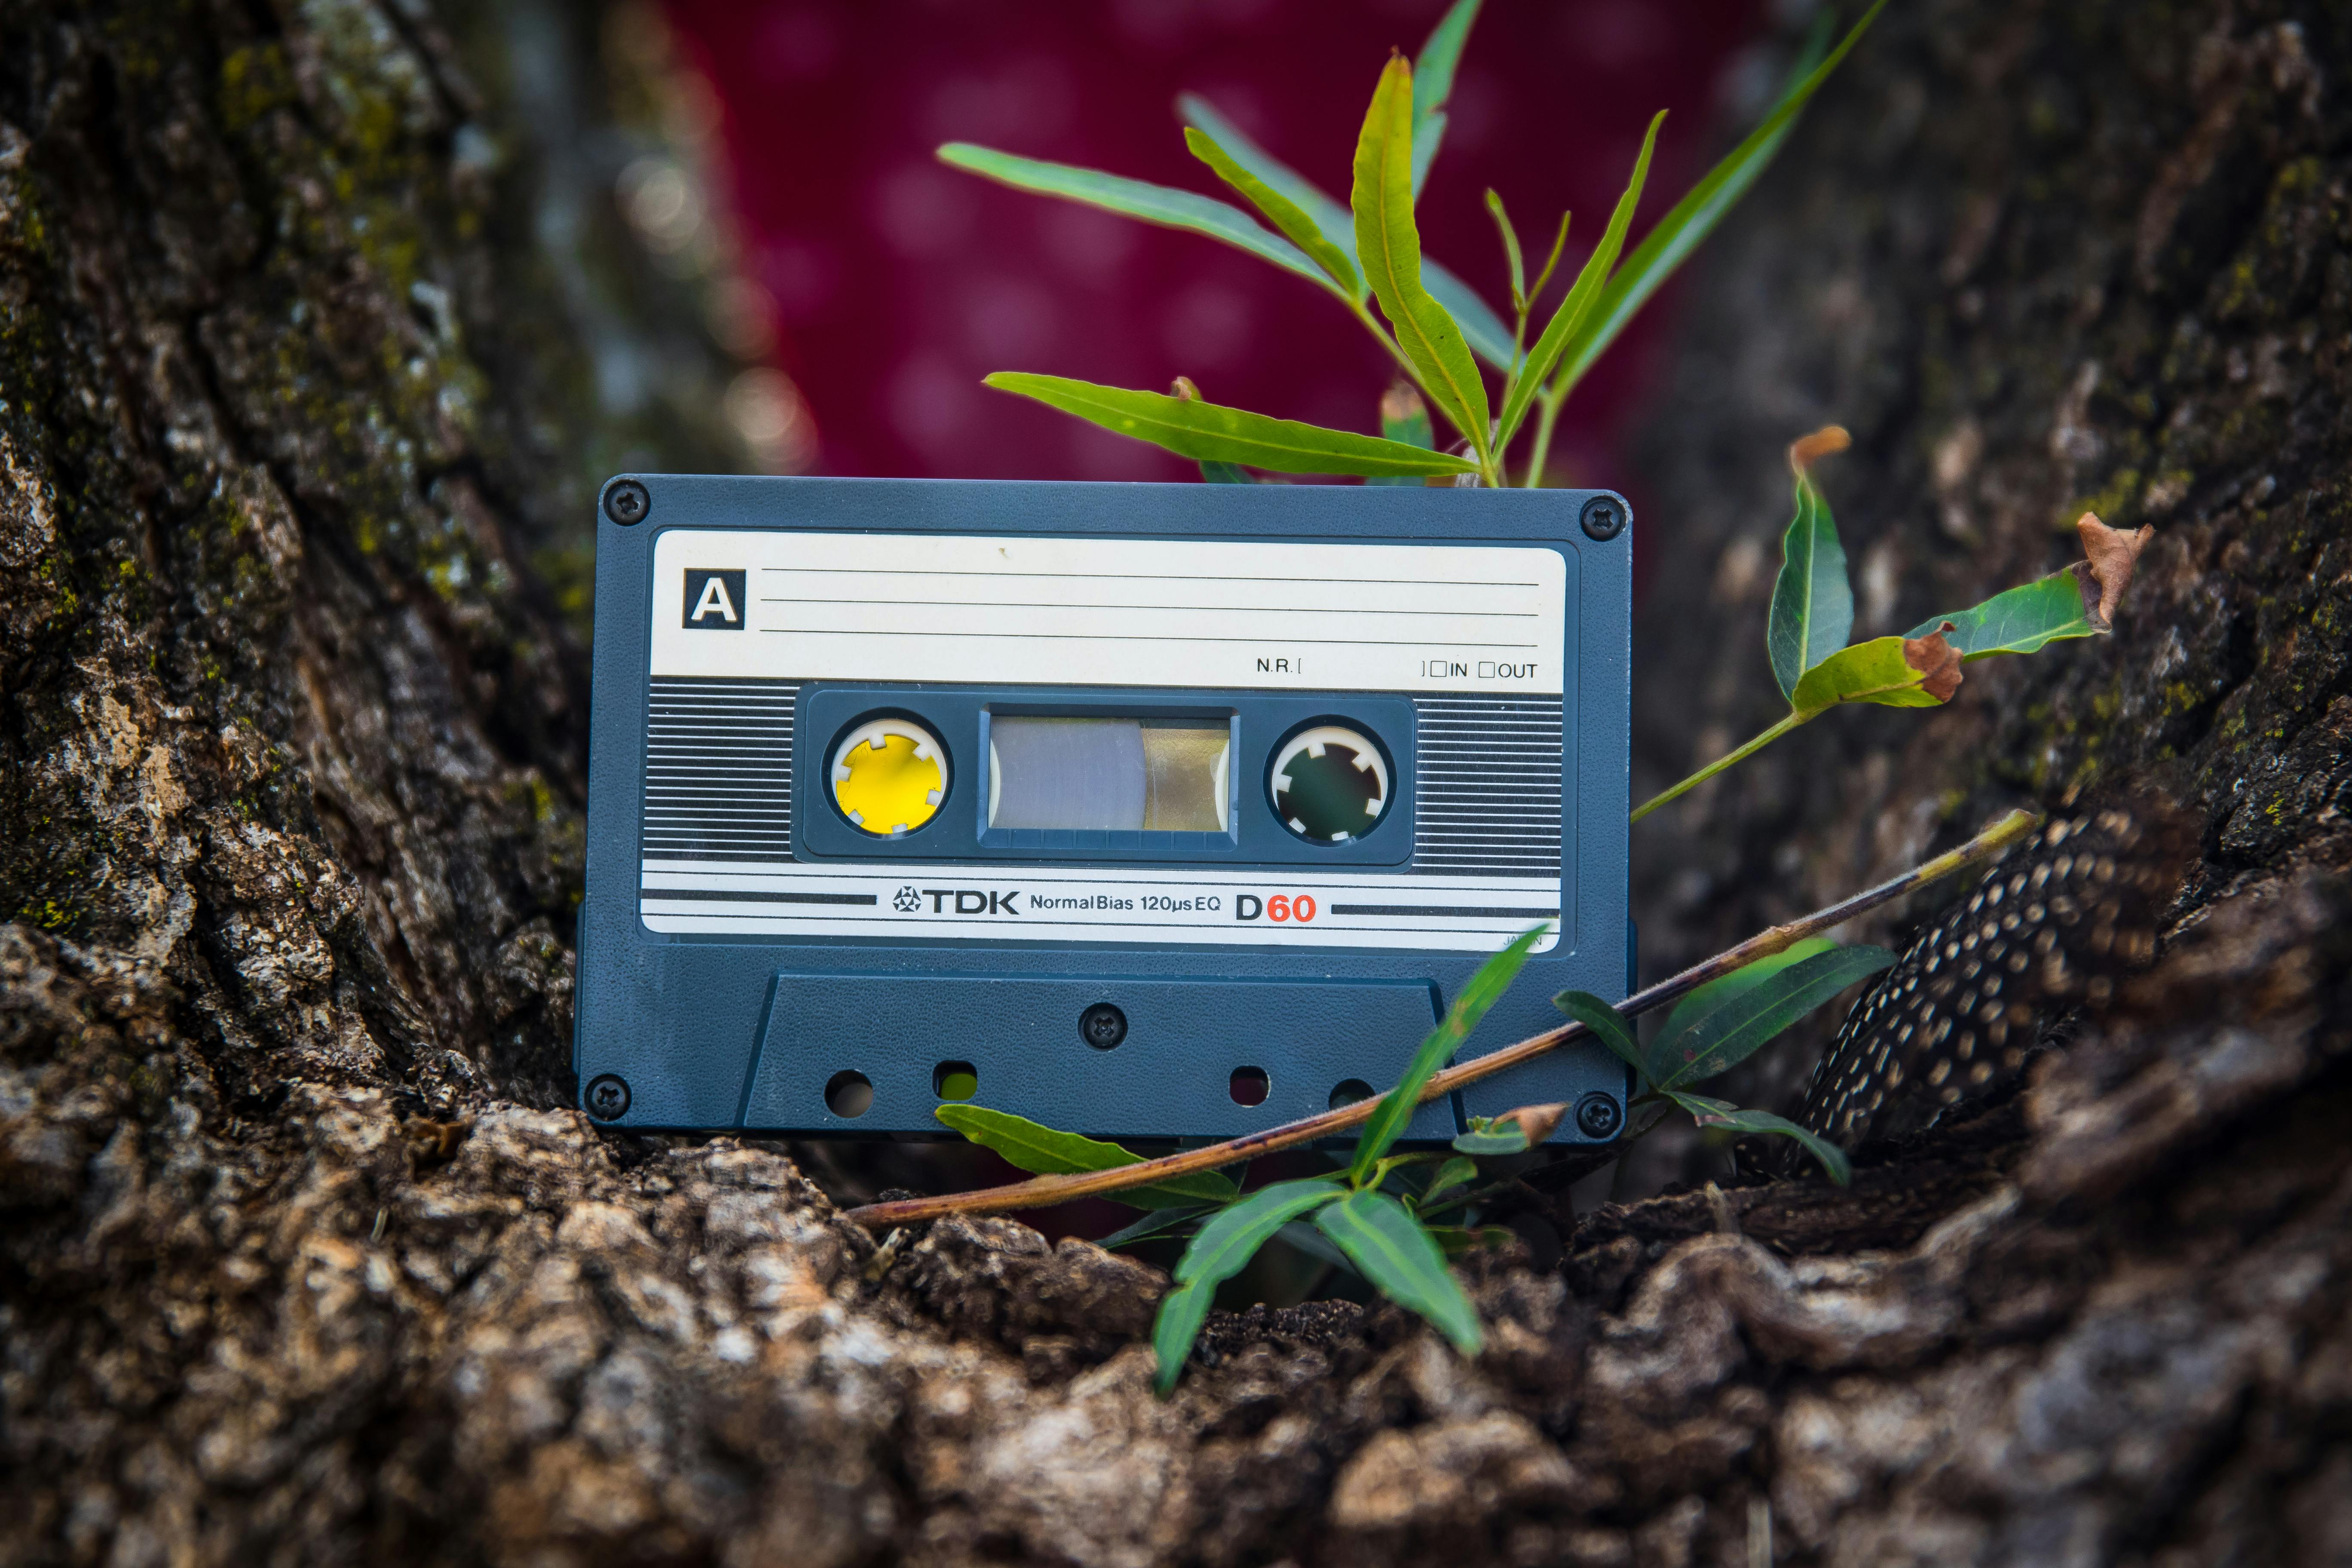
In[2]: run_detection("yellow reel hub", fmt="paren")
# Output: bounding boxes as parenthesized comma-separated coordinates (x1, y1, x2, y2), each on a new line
(831, 718, 948, 836)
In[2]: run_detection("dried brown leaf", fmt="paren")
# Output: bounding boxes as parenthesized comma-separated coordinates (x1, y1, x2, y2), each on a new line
(1788, 424, 1852, 478)
(1494, 1102, 1568, 1147)
(2076, 511, 2153, 628)
(1379, 382, 1427, 427)
(1901, 620, 1964, 702)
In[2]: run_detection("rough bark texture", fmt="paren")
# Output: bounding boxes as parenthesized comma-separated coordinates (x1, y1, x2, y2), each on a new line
(2, 2, 2348, 1566)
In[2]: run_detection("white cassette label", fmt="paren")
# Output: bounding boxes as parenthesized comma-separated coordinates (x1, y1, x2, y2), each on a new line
(649, 530, 1568, 695)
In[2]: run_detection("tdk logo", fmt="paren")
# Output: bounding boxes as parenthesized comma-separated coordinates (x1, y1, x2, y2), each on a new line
(683, 569, 747, 629)
(899, 887, 1022, 916)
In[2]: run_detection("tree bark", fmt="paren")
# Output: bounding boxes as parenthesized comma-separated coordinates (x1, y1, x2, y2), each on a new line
(2, 3, 2348, 1567)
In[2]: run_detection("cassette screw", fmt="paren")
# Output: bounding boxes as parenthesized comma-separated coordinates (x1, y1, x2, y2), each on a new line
(1079, 1002, 1128, 1050)
(603, 479, 651, 527)
(585, 1074, 633, 1121)
(1574, 1091, 1623, 1139)
(1578, 495, 1626, 542)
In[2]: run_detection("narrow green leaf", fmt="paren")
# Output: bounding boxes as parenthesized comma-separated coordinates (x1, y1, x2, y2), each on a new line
(1550, 989, 1645, 1083)
(1496, 110, 1662, 445)
(1174, 94, 1517, 369)
(1788, 634, 1951, 719)
(1666, 1091, 1852, 1185)
(984, 373, 1479, 478)
(1152, 1282, 1212, 1395)
(1450, 1126, 1528, 1157)
(937, 142, 1335, 295)
(1173, 1178, 1345, 1287)
(1097, 1204, 1215, 1251)
(1199, 460, 1253, 484)
(1315, 1190, 1483, 1353)
(1767, 433, 1856, 700)
(1657, 937, 1838, 1043)
(1485, 189, 1526, 312)
(1350, 925, 1547, 1182)
(1186, 126, 1361, 297)
(1151, 1176, 1346, 1392)
(1651, 946, 1897, 1090)
(1546, 0, 1890, 401)
(1906, 566, 2101, 659)
(1423, 1155, 1481, 1204)
(1410, 0, 1484, 195)
(1352, 55, 1491, 466)
(933, 1103, 1237, 1209)
(1276, 1218, 1360, 1274)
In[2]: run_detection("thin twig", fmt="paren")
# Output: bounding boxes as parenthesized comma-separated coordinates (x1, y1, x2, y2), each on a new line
(842, 809, 2040, 1228)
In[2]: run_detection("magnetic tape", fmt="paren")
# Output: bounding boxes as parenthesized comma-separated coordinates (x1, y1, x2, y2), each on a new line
(576, 475, 1631, 1143)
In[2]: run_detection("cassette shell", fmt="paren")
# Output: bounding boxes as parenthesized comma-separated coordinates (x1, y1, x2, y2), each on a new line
(577, 475, 1633, 1145)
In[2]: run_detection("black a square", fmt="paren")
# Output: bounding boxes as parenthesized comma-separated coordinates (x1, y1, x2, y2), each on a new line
(683, 569, 747, 629)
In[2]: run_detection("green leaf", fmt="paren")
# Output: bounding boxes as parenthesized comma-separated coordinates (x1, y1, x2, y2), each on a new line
(1657, 937, 1838, 1042)
(1666, 1091, 1852, 1185)
(1152, 1283, 1212, 1396)
(1314, 1190, 1483, 1353)
(1550, 989, 1645, 1084)
(1485, 190, 1526, 312)
(1174, 94, 1517, 369)
(1351, 55, 1492, 468)
(1450, 1126, 1528, 1157)
(1350, 925, 1547, 1183)
(937, 142, 1335, 295)
(1198, 461, 1253, 484)
(1907, 566, 2101, 659)
(1410, 0, 1483, 195)
(1767, 438, 1855, 700)
(1097, 1204, 1216, 1251)
(1154, 1177, 1345, 1392)
(1185, 126, 1362, 297)
(1422, 1155, 1481, 1204)
(1496, 110, 1662, 445)
(984, 373, 1479, 478)
(1788, 634, 1952, 719)
(1545, 0, 1889, 402)
(1649, 946, 1896, 1090)
(933, 1103, 1238, 1210)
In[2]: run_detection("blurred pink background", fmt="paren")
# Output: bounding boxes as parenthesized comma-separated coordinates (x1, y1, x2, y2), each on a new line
(661, 0, 1767, 499)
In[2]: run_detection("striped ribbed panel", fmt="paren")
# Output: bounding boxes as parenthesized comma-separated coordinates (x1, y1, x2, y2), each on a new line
(1409, 696, 1564, 876)
(642, 677, 798, 862)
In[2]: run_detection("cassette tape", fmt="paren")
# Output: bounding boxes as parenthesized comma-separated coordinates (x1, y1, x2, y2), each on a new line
(576, 475, 1630, 1144)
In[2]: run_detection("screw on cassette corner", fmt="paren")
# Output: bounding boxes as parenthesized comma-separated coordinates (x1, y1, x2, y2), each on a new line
(1578, 494, 1626, 542)
(603, 478, 651, 527)
(1574, 1091, 1623, 1139)
(585, 1074, 632, 1121)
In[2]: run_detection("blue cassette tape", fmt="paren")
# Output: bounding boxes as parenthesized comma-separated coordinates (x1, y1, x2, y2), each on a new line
(576, 475, 1631, 1143)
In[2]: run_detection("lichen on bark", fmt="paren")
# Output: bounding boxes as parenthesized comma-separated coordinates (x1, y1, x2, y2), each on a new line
(2, 1, 2350, 1565)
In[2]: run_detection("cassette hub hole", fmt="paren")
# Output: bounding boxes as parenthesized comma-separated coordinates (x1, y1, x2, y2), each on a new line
(1269, 723, 1390, 843)
(831, 715, 948, 836)
(1328, 1078, 1374, 1111)
(933, 1061, 978, 1101)
(1229, 1066, 1270, 1107)
(824, 1069, 874, 1118)
(1079, 1003, 1127, 1050)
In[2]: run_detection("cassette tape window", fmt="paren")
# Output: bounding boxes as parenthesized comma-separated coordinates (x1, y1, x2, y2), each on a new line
(987, 717, 1231, 833)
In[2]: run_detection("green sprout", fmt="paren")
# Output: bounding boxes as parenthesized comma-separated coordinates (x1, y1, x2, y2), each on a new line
(938, 0, 1886, 489)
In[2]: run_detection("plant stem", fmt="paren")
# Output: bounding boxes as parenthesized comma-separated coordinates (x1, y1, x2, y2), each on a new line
(1631, 710, 1809, 823)
(839, 808, 2040, 1228)
(1520, 380, 1565, 487)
